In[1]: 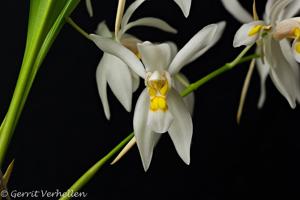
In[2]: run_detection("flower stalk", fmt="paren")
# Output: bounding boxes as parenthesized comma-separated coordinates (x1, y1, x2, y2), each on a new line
(181, 45, 254, 97)
(59, 133, 134, 200)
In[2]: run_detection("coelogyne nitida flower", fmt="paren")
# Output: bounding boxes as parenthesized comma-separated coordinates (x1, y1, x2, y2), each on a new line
(91, 0, 177, 119)
(89, 22, 225, 170)
(222, 0, 300, 108)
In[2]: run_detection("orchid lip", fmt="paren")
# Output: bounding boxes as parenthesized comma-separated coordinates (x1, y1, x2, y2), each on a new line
(145, 71, 171, 112)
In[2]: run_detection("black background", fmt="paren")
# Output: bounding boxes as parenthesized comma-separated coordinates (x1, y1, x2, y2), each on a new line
(0, 0, 300, 199)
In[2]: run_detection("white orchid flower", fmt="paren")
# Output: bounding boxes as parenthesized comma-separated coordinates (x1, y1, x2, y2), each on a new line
(89, 22, 226, 170)
(222, 0, 300, 108)
(91, 0, 177, 119)
(85, 0, 192, 18)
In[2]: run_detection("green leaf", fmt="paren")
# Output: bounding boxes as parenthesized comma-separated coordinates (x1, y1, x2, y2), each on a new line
(0, 0, 80, 167)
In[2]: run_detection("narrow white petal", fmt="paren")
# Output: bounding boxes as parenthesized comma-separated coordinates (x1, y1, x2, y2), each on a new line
(167, 42, 178, 60)
(283, 0, 300, 19)
(96, 21, 112, 37)
(123, 17, 177, 34)
(137, 42, 172, 71)
(184, 21, 226, 66)
(169, 24, 218, 75)
(105, 54, 133, 112)
(134, 89, 161, 171)
(147, 110, 174, 134)
(270, 0, 291, 25)
(130, 68, 140, 92)
(96, 54, 110, 120)
(233, 21, 265, 48)
(85, 0, 93, 17)
(255, 56, 270, 108)
(264, 0, 274, 23)
(89, 34, 146, 77)
(173, 0, 192, 18)
(173, 73, 194, 115)
(168, 89, 193, 165)
(221, 0, 252, 23)
(292, 39, 300, 63)
(265, 37, 299, 108)
(121, 0, 145, 29)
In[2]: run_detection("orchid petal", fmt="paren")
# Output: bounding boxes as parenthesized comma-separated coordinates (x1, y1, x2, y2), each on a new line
(167, 42, 178, 60)
(270, 0, 291, 25)
(173, 73, 195, 114)
(121, 0, 145, 29)
(264, 0, 276, 23)
(292, 39, 300, 63)
(89, 34, 146, 77)
(147, 109, 174, 134)
(221, 0, 252, 23)
(169, 24, 218, 75)
(85, 0, 93, 17)
(168, 89, 193, 165)
(233, 21, 265, 48)
(184, 21, 226, 66)
(173, 0, 192, 18)
(283, 0, 300, 19)
(273, 18, 300, 40)
(105, 54, 133, 113)
(96, 54, 110, 120)
(123, 17, 177, 34)
(96, 21, 112, 37)
(134, 89, 161, 171)
(131, 69, 140, 92)
(137, 42, 172, 71)
(280, 39, 300, 72)
(256, 57, 270, 108)
(265, 37, 300, 108)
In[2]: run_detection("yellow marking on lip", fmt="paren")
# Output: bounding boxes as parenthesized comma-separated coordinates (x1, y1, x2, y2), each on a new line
(147, 74, 170, 112)
(150, 96, 168, 112)
(293, 28, 300, 39)
(248, 25, 263, 36)
(295, 42, 300, 54)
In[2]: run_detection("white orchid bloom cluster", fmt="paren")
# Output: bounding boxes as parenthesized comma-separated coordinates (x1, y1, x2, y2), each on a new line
(89, 0, 225, 170)
(222, 0, 300, 108)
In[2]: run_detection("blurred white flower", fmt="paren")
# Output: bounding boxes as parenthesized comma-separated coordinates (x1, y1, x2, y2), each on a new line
(86, 0, 192, 18)
(222, 0, 300, 108)
(85, 0, 93, 17)
(273, 17, 300, 63)
(89, 22, 225, 170)
(90, 0, 177, 119)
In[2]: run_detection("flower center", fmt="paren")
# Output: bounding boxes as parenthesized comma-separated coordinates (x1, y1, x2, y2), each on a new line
(145, 71, 171, 112)
(248, 24, 271, 37)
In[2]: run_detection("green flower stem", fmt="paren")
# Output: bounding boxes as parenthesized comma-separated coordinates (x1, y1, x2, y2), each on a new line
(181, 45, 255, 97)
(59, 133, 134, 200)
(61, 47, 258, 199)
(65, 17, 90, 40)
